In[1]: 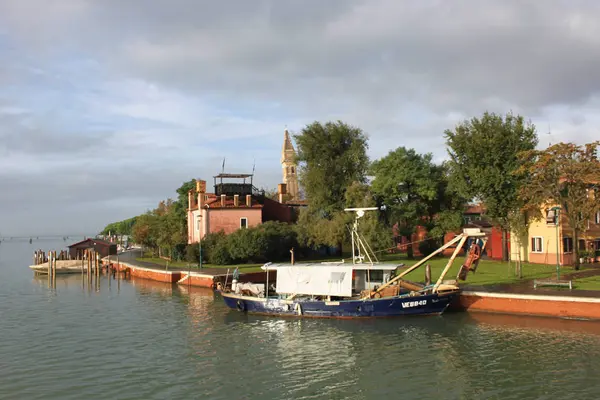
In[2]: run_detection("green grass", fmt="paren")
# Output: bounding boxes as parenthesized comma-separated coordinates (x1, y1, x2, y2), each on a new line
(137, 252, 599, 289)
(570, 276, 600, 291)
(399, 258, 565, 287)
(135, 256, 265, 272)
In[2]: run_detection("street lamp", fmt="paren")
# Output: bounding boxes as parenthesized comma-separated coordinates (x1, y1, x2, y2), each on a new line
(551, 206, 562, 280)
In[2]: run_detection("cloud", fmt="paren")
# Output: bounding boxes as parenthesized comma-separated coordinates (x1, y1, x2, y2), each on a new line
(0, 0, 599, 235)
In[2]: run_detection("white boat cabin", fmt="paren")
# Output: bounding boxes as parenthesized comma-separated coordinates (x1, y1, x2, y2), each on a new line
(261, 262, 400, 298)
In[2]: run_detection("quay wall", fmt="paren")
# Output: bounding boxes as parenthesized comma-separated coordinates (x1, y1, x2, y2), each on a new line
(454, 291, 600, 320)
(101, 260, 600, 321)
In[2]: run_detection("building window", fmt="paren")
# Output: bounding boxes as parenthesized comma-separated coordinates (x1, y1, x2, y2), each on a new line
(563, 237, 573, 253)
(531, 237, 543, 253)
(579, 239, 586, 252)
(291, 166, 295, 174)
(240, 217, 248, 229)
(197, 219, 201, 230)
(545, 209, 557, 225)
(595, 211, 600, 225)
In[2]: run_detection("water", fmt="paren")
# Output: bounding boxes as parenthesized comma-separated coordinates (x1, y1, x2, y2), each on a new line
(2, 240, 600, 399)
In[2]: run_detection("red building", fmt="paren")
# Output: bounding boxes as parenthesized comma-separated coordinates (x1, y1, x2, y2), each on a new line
(187, 175, 302, 244)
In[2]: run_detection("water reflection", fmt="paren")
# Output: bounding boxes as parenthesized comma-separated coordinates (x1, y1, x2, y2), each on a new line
(8, 237, 600, 400)
(468, 312, 600, 336)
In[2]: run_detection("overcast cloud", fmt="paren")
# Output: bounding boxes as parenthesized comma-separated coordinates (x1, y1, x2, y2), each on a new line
(0, 0, 598, 236)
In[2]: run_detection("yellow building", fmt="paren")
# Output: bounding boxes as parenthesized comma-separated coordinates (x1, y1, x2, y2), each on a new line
(511, 207, 600, 266)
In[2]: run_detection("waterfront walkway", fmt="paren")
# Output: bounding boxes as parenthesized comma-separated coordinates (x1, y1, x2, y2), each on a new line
(106, 250, 242, 277)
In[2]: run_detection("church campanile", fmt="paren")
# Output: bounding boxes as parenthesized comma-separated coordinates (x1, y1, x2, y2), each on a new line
(281, 129, 299, 201)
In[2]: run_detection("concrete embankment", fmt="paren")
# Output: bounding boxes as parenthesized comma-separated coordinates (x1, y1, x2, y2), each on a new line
(453, 289, 600, 321)
(102, 251, 600, 320)
(30, 260, 86, 274)
(103, 252, 271, 288)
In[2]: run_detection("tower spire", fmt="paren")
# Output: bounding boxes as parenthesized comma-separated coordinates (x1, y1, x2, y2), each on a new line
(280, 127, 299, 201)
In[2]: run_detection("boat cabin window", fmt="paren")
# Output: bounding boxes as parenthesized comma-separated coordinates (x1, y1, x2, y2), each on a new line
(366, 270, 383, 282)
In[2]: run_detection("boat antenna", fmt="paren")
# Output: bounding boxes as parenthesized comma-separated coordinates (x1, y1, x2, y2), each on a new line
(344, 207, 382, 265)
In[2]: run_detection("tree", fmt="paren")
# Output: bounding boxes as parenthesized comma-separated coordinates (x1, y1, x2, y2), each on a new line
(518, 141, 600, 269)
(100, 217, 137, 236)
(295, 120, 370, 216)
(445, 111, 538, 261)
(370, 147, 463, 257)
(294, 121, 370, 252)
(132, 212, 159, 251)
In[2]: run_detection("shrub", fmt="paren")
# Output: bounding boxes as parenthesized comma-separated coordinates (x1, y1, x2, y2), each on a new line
(209, 239, 233, 265)
(185, 243, 200, 264)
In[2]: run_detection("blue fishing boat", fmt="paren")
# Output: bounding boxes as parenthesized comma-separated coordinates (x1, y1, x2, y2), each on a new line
(220, 207, 486, 319)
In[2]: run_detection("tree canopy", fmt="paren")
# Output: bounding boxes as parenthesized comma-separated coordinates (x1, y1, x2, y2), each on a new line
(445, 111, 538, 229)
(369, 147, 464, 257)
(295, 120, 370, 217)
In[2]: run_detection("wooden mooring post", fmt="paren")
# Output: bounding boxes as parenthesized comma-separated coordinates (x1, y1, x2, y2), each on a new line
(47, 252, 51, 287)
(52, 251, 56, 287)
(87, 250, 92, 284)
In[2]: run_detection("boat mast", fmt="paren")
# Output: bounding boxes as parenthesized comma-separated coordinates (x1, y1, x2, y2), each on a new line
(344, 207, 380, 265)
(345, 207, 382, 291)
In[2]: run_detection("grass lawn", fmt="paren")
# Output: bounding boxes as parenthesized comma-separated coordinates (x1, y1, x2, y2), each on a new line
(135, 256, 265, 272)
(397, 257, 566, 287)
(570, 275, 600, 291)
(137, 252, 599, 288)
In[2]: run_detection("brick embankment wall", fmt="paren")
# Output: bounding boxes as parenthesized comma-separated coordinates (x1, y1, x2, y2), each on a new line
(455, 291, 600, 320)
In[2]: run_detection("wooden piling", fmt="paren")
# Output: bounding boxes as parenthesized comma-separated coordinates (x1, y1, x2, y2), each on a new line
(52, 252, 56, 283)
(87, 250, 91, 283)
(425, 264, 431, 286)
(47, 252, 51, 287)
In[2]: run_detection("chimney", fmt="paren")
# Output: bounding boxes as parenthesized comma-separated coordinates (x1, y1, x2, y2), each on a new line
(278, 183, 287, 203)
(196, 179, 206, 193)
(234, 194, 239, 207)
(197, 179, 206, 209)
(246, 194, 252, 207)
(221, 194, 226, 207)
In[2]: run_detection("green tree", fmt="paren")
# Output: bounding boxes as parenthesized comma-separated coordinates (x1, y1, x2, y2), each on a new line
(100, 217, 138, 236)
(518, 141, 600, 269)
(445, 111, 538, 261)
(295, 121, 370, 216)
(132, 212, 159, 251)
(370, 148, 463, 257)
(294, 121, 370, 252)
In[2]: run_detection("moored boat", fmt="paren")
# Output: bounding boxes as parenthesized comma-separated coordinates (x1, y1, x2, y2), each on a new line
(220, 207, 487, 319)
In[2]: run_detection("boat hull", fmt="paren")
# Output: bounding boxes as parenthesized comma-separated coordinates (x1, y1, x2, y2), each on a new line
(221, 291, 457, 318)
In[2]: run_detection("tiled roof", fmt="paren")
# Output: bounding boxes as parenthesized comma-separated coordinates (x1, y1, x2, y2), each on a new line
(465, 204, 485, 214)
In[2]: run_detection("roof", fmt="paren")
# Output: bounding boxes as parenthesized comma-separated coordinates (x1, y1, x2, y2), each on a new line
(205, 196, 263, 209)
(213, 173, 253, 179)
(465, 204, 485, 214)
(262, 262, 400, 270)
(68, 238, 115, 248)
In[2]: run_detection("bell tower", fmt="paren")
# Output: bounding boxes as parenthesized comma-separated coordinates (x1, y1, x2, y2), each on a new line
(281, 128, 299, 201)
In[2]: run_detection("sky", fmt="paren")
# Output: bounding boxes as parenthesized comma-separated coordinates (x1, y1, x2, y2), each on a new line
(0, 0, 598, 236)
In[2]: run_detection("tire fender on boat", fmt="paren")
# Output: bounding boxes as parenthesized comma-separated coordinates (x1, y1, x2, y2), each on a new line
(236, 299, 246, 312)
(294, 302, 302, 316)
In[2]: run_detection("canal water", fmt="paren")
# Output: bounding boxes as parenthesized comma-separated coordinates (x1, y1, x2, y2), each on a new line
(2, 239, 600, 399)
